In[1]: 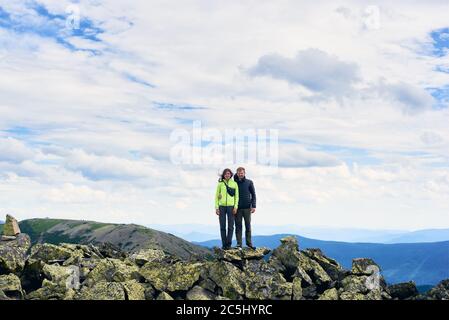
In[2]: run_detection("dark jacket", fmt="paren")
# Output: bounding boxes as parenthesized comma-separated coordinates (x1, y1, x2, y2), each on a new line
(233, 174, 256, 209)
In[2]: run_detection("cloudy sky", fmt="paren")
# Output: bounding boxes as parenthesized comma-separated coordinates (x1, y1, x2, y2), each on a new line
(0, 0, 449, 230)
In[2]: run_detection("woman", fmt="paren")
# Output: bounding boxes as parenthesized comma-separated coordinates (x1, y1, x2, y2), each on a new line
(215, 168, 239, 250)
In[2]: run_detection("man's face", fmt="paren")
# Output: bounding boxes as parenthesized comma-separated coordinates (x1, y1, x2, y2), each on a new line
(237, 170, 245, 179)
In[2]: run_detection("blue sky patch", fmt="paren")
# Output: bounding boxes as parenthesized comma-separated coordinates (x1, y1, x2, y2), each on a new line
(430, 28, 449, 57)
(427, 86, 449, 109)
(0, 2, 104, 54)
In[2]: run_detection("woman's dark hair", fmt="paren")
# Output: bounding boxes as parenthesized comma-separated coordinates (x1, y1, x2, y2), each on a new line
(219, 168, 233, 182)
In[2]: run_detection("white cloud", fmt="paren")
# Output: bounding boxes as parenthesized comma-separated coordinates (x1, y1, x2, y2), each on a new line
(0, 137, 35, 163)
(248, 49, 360, 98)
(0, 0, 449, 229)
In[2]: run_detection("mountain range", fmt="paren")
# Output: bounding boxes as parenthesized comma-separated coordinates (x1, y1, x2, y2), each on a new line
(149, 224, 449, 243)
(196, 235, 449, 286)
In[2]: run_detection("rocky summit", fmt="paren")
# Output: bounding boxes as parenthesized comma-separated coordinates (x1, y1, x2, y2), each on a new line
(0, 233, 448, 300)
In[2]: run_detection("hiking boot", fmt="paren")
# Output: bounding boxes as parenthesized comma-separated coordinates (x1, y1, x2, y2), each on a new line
(247, 245, 256, 250)
(236, 245, 243, 250)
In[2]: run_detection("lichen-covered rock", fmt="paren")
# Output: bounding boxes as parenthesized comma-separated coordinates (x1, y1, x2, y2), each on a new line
(84, 258, 141, 286)
(269, 236, 301, 279)
(341, 275, 371, 294)
(156, 291, 174, 300)
(302, 248, 343, 281)
(352, 258, 380, 275)
(76, 281, 126, 300)
(140, 261, 203, 292)
(0, 273, 24, 299)
(298, 252, 332, 289)
(0, 233, 31, 274)
(426, 279, 449, 300)
(339, 275, 385, 300)
(26, 279, 75, 300)
(243, 259, 291, 300)
(96, 242, 127, 259)
(122, 280, 145, 300)
(215, 247, 270, 263)
(207, 261, 245, 300)
(130, 249, 165, 266)
(318, 288, 339, 300)
(339, 291, 367, 300)
(29, 243, 74, 264)
(388, 281, 419, 300)
(42, 264, 80, 290)
(186, 285, 216, 300)
(292, 277, 303, 300)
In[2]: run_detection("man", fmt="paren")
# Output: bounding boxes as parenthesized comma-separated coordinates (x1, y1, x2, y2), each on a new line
(233, 167, 256, 250)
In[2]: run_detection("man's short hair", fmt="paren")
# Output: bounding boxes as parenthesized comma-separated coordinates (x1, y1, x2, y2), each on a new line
(236, 167, 245, 172)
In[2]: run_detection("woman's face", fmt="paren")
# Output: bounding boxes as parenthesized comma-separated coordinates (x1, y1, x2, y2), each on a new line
(224, 171, 231, 180)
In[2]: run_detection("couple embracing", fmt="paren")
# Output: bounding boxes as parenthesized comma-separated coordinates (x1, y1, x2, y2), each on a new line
(214, 167, 256, 250)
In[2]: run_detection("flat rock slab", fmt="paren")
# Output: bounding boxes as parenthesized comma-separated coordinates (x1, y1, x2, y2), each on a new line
(214, 247, 270, 262)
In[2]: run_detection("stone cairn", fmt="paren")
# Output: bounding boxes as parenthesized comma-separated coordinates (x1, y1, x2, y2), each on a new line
(1, 215, 21, 241)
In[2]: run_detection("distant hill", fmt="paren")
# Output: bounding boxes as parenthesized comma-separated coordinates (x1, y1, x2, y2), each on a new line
(196, 234, 449, 286)
(14, 218, 211, 260)
(386, 229, 449, 243)
(150, 224, 449, 243)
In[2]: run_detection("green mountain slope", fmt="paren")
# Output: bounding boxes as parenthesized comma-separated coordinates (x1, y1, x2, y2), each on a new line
(15, 218, 211, 260)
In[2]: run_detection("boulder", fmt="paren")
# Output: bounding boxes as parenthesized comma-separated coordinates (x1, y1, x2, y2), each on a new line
(302, 248, 343, 281)
(214, 247, 270, 264)
(0, 233, 31, 274)
(352, 258, 380, 275)
(96, 242, 127, 259)
(426, 279, 449, 300)
(156, 292, 174, 300)
(243, 259, 292, 300)
(297, 252, 332, 289)
(122, 280, 145, 300)
(186, 285, 216, 300)
(339, 275, 385, 300)
(29, 243, 73, 264)
(130, 248, 165, 266)
(207, 261, 245, 300)
(2, 215, 21, 236)
(388, 281, 419, 300)
(318, 288, 339, 300)
(84, 258, 141, 286)
(140, 261, 203, 292)
(76, 281, 127, 300)
(26, 279, 75, 300)
(0, 273, 24, 299)
(269, 236, 301, 279)
(292, 277, 303, 300)
(42, 264, 80, 290)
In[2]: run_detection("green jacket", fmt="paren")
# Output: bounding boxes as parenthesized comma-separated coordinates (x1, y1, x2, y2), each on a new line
(215, 179, 239, 209)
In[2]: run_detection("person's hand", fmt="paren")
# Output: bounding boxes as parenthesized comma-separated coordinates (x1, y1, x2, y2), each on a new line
(251, 208, 256, 214)
(233, 208, 237, 215)
(215, 209, 220, 216)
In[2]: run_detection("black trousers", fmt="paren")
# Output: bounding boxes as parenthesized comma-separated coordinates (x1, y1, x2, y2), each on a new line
(219, 206, 235, 248)
(235, 208, 252, 246)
